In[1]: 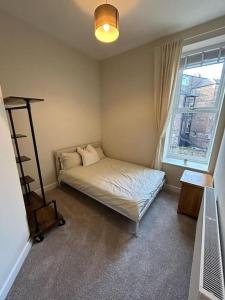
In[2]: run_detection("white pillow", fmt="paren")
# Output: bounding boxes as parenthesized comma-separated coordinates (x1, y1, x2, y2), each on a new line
(77, 144, 100, 166)
(95, 147, 105, 159)
(60, 152, 82, 170)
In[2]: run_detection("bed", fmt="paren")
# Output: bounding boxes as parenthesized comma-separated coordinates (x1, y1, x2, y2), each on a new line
(55, 142, 165, 235)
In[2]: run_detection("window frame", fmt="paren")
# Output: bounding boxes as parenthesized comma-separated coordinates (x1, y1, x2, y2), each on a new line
(164, 44, 225, 166)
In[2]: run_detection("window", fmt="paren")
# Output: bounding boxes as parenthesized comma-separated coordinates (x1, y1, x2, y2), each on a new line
(164, 44, 225, 168)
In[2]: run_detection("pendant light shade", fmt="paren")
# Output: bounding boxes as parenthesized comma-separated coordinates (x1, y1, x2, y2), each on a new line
(94, 4, 119, 43)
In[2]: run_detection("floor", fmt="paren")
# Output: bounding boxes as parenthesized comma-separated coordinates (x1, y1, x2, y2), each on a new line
(7, 186, 196, 300)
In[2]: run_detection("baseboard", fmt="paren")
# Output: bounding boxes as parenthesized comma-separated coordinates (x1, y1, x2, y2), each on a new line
(164, 184, 181, 194)
(35, 181, 58, 196)
(0, 241, 32, 300)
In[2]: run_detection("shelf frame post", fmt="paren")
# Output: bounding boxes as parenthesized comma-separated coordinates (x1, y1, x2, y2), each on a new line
(26, 100, 46, 205)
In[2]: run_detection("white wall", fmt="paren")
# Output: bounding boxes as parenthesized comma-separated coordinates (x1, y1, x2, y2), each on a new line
(101, 16, 225, 187)
(101, 44, 156, 167)
(0, 88, 30, 298)
(0, 10, 101, 189)
(214, 130, 225, 259)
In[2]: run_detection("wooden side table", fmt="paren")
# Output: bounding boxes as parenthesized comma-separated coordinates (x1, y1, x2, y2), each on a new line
(177, 170, 213, 219)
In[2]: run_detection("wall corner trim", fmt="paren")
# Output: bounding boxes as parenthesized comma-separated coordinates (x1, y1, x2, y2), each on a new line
(0, 240, 32, 300)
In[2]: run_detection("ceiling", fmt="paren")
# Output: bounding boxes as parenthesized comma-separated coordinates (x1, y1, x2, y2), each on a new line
(0, 0, 225, 60)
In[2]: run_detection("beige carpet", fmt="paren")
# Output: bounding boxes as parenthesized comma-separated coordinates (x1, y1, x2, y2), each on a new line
(7, 186, 196, 300)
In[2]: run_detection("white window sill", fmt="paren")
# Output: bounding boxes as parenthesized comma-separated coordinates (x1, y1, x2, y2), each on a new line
(162, 157, 209, 172)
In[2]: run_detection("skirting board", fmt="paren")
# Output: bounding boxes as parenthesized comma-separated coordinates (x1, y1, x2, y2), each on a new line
(164, 184, 181, 194)
(35, 181, 57, 196)
(0, 241, 32, 300)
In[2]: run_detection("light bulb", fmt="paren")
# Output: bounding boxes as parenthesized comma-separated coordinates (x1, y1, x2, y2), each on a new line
(103, 23, 110, 32)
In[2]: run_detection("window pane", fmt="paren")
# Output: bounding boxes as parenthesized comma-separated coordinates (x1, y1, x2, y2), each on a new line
(184, 47, 224, 68)
(178, 63, 223, 109)
(168, 112, 216, 161)
(186, 52, 202, 68)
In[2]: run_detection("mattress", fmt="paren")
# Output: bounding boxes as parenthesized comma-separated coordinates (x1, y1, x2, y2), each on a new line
(59, 158, 165, 221)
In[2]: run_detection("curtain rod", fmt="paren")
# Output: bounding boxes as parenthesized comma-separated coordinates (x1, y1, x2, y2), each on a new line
(184, 25, 225, 42)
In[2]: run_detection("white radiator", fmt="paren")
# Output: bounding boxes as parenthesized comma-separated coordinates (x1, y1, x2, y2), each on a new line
(188, 187, 225, 300)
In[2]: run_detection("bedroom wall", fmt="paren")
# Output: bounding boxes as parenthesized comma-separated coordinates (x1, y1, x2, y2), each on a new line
(0, 87, 30, 299)
(214, 129, 225, 261)
(101, 44, 157, 167)
(101, 16, 225, 188)
(0, 10, 101, 190)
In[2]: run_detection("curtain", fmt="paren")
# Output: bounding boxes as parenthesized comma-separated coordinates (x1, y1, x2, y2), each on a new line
(153, 39, 183, 169)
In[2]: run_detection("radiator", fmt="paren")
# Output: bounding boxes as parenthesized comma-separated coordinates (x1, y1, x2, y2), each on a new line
(188, 187, 225, 300)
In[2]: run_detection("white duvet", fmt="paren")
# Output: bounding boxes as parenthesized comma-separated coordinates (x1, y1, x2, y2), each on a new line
(59, 158, 165, 221)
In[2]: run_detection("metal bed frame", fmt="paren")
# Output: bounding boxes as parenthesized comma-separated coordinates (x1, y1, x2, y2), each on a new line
(55, 142, 165, 236)
(62, 179, 165, 236)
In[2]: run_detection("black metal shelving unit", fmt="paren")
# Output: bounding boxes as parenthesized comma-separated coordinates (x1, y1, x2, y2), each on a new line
(4, 96, 65, 242)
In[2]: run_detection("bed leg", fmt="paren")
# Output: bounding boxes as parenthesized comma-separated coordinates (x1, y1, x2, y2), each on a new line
(134, 222, 139, 237)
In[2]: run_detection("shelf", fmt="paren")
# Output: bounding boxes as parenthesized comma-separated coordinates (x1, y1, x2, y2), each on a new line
(6, 95, 64, 243)
(16, 156, 31, 163)
(25, 192, 44, 211)
(4, 96, 44, 107)
(20, 175, 34, 186)
(11, 134, 27, 139)
(26, 192, 64, 241)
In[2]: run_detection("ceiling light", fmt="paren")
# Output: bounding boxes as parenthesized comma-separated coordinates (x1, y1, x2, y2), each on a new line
(94, 3, 119, 43)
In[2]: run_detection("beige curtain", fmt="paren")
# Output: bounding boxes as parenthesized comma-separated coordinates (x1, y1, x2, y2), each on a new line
(153, 39, 182, 169)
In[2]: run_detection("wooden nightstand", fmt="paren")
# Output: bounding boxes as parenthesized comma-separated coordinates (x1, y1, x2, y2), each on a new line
(177, 170, 213, 219)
